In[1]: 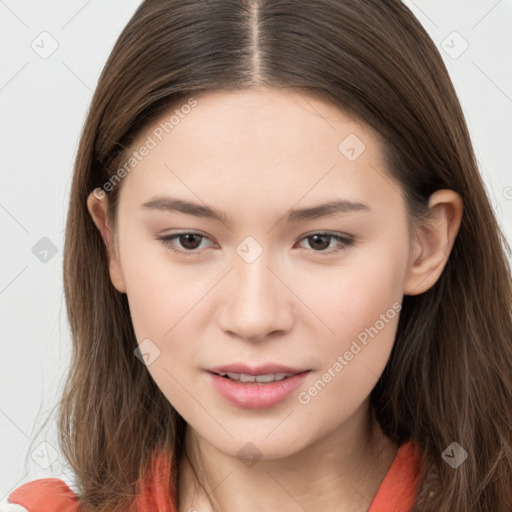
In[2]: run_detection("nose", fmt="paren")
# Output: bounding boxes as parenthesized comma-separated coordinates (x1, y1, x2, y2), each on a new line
(217, 251, 294, 342)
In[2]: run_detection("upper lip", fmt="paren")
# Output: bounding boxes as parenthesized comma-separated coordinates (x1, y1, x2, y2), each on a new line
(208, 364, 311, 376)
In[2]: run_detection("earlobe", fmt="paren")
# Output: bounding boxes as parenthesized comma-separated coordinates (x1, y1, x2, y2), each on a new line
(403, 189, 463, 296)
(86, 189, 127, 293)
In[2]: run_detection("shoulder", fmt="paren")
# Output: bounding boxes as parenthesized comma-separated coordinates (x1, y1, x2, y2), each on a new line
(2, 478, 81, 512)
(368, 440, 423, 512)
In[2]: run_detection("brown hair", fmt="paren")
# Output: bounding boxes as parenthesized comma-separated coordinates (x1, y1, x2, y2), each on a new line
(44, 0, 512, 510)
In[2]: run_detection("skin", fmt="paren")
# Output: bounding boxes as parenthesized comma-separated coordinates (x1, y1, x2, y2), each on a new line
(87, 88, 463, 511)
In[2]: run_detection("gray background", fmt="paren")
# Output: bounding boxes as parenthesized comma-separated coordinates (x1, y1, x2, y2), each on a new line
(1, 0, 511, 500)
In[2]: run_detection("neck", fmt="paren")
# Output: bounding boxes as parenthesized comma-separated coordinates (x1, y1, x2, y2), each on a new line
(177, 400, 397, 512)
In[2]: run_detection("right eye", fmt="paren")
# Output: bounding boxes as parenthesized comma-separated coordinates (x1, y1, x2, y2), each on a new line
(156, 232, 216, 256)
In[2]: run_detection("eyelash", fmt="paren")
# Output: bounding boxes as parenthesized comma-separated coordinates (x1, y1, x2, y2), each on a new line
(156, 231, 355, 257)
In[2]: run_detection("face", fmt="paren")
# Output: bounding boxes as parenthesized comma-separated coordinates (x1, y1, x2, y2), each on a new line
(92, 88, 418, 459)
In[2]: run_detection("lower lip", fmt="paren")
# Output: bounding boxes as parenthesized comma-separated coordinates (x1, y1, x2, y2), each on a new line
(207, 371, 310, 409)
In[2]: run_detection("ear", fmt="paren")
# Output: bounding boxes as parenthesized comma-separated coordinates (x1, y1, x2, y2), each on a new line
(404, 189, 463, 295)
(86, 189, 127, 293)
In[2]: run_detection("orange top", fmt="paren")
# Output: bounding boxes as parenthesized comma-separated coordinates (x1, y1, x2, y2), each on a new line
(6, 441, 422, 512)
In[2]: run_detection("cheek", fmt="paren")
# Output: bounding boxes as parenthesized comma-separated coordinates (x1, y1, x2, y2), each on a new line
(297, 239, 406, 415)
(118, 227, 203, 338)
(121, 248, 209, 409)
(307, 235, 406, 342)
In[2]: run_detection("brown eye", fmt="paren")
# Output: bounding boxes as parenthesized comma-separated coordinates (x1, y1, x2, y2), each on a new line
(174, 233, 203, 250)
(157, 232, 214, 255)
(305, 234, 332, 251)
(297, 233, 354, 254)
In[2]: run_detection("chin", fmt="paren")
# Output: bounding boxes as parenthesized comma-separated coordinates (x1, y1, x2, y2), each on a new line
(209, 430, 311, 463)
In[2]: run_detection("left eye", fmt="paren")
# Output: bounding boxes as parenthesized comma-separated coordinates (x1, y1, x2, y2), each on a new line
(297, 233, 353, 253)
(156, 232, 354, 256)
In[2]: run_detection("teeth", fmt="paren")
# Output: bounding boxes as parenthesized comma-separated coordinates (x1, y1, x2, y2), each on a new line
(274, 372, 291, 381)
(219, 372, 294, 383)
(256, 374, 276, 383)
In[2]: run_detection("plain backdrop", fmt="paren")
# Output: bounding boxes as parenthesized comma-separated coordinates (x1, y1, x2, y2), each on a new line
(1, 0, 511, 500)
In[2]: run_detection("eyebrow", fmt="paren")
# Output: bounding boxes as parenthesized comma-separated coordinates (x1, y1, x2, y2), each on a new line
(140, 195, 371, 226)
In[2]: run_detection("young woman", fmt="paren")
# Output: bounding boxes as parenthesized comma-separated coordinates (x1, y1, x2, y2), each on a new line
(4, 1, 512, 511)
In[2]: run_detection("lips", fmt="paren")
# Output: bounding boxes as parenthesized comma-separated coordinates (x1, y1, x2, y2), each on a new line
(207, 363, 312, 409)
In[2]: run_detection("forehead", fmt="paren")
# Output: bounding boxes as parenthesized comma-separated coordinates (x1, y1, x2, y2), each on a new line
(118, 88, 404, 220)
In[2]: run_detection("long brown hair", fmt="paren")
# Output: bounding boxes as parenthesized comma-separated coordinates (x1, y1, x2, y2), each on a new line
(50, 0, 512, 509)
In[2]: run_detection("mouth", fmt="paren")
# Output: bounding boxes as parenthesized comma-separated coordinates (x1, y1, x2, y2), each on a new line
(209, 370, 310, 383)
(206, 365, 312, 409)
